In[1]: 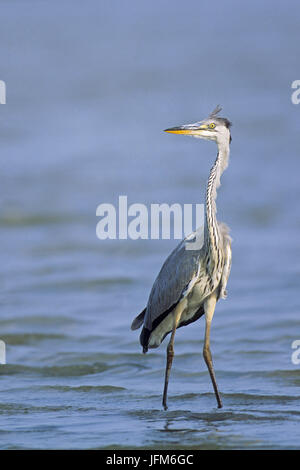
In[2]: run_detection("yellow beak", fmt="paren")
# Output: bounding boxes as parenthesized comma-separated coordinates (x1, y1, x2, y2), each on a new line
(164, 124, 208, 135)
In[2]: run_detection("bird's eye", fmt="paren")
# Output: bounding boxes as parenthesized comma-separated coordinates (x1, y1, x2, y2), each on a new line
(209, 123, 216, 129)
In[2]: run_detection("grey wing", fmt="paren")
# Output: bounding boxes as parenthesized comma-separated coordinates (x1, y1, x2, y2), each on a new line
(218, 222, 232, 299)
(143, 229, 205, 332)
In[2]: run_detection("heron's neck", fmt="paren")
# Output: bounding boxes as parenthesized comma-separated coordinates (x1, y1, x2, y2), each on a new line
(204, 139, 230, 256)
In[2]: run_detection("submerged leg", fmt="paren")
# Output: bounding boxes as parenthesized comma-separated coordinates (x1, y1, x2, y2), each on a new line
(203, 294, 222, 408)
(162, 301, 186, 410)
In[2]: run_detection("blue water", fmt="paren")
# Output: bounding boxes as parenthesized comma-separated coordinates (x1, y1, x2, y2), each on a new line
(0, 0, 300, 449)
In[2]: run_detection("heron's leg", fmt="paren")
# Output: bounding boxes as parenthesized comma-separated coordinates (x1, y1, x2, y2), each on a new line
(203, 294, 222, 408)
(162, 301, 186, 410)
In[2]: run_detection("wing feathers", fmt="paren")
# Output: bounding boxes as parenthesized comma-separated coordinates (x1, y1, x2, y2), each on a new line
(131, 308, 146, 330)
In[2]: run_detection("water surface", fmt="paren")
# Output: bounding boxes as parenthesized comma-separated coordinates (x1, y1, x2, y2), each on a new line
(0, 0, 300, 450)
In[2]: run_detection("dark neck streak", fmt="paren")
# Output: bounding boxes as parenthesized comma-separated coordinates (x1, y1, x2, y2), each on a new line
(204, 143, 229, 266)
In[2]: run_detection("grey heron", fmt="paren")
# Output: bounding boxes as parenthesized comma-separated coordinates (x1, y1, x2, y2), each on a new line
(131, 106, 232, 410)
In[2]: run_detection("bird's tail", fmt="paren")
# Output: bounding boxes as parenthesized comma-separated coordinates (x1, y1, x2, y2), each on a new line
(131, 308, 146, 330)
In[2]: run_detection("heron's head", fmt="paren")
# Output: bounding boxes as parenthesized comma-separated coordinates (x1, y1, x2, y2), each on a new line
(164, 105, 232, 145)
